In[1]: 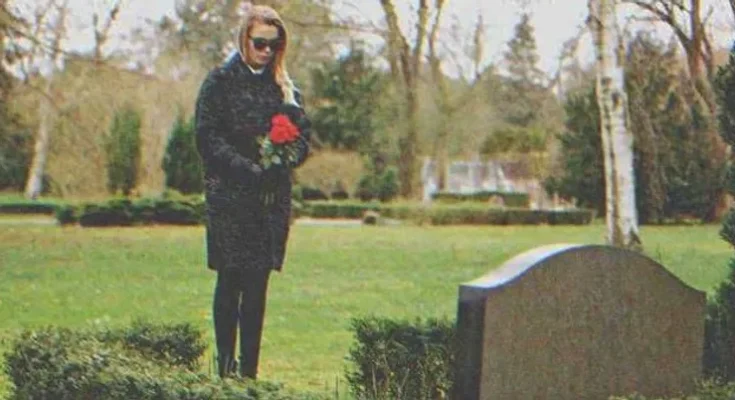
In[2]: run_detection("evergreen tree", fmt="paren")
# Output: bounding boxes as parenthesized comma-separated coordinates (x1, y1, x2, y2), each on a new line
(310, 46, 385, 152)
(503, 13, 545, 90)
(625, 33, 674, 223)
(626, 33, 724, 223)
(703, 42, 735, 381)
(716, 42, 735, 196)
(498, 12, 547, 128)
(162, 112, 203, 194)
(543, 88, 605, 214)
(105, 105, 142, 196)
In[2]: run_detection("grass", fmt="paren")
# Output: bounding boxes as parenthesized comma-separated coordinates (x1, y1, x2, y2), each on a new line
(0, 221, 732, 398)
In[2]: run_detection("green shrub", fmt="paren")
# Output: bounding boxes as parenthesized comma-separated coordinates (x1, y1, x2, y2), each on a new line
(378, 204, 428, 222)
(54, 204, 78, 225)
(100, 319, 207, 371)
(163, 113, 204, 195)
(610, 378, 735, 399)
(355, 167, 399, 202)
(705, 259, 735, 381)
(504, 208, 546, 224)
(0, 197, 83, 224)
(428, 204, 502, 225)
(4, 322, 324, 400)
(301, 185, 329, 201)
(0, 200, 58, 214)
(305, 201, 380, 219)
(345, 316, 455, 400)
(70, 196, 205, 227)
(704, 191, 735, 380)
(149, 199, 201, 225)
(79, 198, 134, 227)
(0, 130, 32, 192)
(301, 201, 594, 226)
(431, 191, 529, 208)
(105, 105, 142, 197)
(547, 209, 596, 225)
(292, 185, 304, 203)
(703, 46, 735, 383)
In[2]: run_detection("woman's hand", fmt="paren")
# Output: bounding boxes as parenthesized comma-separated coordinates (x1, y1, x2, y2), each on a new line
(259, 165, 289, 206)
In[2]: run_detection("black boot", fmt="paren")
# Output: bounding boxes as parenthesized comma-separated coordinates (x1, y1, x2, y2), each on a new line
(217, 354, 238, 378)
(238, 269, 271, 380)
(213, 270, 240, 378)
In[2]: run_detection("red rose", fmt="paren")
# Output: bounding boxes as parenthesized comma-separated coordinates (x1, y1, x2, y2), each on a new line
(269, 114, 300, 144)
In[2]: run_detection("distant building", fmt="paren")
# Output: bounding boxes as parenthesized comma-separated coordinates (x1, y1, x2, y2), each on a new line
(421, 156, 564, 210)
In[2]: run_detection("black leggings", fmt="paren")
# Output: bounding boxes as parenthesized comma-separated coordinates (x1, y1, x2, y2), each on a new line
(213, 268, 271, 379)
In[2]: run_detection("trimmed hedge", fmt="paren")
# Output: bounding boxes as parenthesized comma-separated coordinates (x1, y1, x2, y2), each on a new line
(0, 200, 60, 215)
(3, 321, 325, 400)
(0, 195, 593, 226)
(431, 191, 530, 208)
(59, 196, 205, 227)
(303, 201, 595, 225)
(306, 201, 380, 219)
(345, 316, 455, 400)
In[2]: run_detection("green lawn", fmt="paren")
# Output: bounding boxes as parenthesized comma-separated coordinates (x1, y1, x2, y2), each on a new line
(0, 221, 732, 397)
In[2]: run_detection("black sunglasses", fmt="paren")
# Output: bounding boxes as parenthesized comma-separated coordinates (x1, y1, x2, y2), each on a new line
(250, 37, 283, 51)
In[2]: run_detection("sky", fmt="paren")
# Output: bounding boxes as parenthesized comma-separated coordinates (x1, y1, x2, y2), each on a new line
(9, 0, 735, 79)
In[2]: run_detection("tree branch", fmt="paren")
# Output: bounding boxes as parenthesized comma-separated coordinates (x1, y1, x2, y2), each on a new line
(93, 0, 121, 63)
(411, 0, 429, 79)
(379, 0, 410, 85)
(624, 0, 690, 55)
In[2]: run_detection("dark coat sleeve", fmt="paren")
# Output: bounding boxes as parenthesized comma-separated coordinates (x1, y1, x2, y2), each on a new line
(280, 90, 312, 169)
(195, 70, 263, 181)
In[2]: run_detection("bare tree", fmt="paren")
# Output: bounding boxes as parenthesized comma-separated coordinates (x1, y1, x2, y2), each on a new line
(623, 0, 717, 106)
(588, 0, 642, 249)
(379, 0, 430, 198)
(427, 4, 488, 191)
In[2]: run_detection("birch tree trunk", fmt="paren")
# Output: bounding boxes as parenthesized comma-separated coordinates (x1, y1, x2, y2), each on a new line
(24, 79, 53, 199)
(22, 0, 68, 199)
(588, 0, 642, 249)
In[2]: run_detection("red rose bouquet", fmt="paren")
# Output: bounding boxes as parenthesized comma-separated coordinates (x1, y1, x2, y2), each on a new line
(257, 113, 301, 170)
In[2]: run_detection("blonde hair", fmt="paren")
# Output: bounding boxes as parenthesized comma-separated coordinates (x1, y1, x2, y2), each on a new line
(237, 5, 298, 106)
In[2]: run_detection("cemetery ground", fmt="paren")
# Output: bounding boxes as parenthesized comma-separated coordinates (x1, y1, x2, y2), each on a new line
(0, 221, 731, 398)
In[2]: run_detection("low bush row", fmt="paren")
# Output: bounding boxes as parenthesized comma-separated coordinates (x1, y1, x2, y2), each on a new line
(431, 190, 530, 208)
(3, 320, 324, 400)
(0, 196, 594, 226)
(0, 199, 62, 215)
(304, 201, 595, 225)
(53, 197, 205, 227)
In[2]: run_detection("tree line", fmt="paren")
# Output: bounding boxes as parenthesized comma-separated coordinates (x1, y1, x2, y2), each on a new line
(1, 0, 734, 233)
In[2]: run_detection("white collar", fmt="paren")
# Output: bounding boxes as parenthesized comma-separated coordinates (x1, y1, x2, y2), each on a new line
(246, 63, 265, 75)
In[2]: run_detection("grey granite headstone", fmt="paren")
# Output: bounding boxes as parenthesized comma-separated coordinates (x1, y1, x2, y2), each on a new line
(453, 244, 706, 400)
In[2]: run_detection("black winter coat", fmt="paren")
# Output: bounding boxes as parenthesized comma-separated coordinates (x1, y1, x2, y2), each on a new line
(195, 54, 311, 272)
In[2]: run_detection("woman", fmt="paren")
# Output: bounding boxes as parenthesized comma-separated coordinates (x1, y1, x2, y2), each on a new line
(194, 5, 311, 379)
